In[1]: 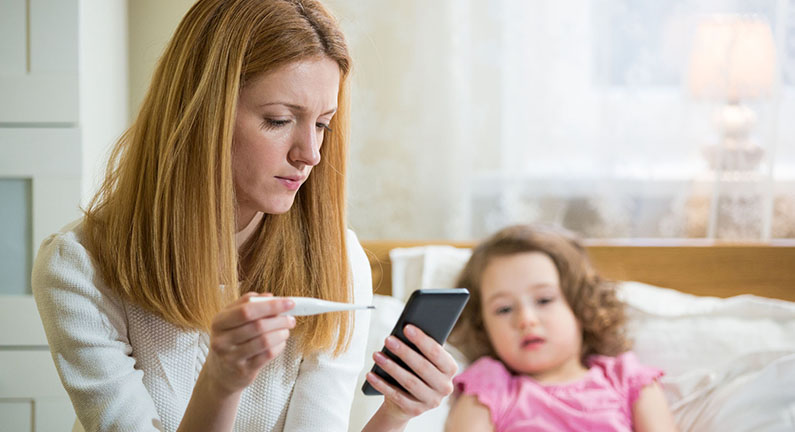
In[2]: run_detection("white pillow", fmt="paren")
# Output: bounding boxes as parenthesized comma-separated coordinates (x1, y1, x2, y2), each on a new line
(386, 245, 795, 432)
(618, 281, 795, 431)
(389, 246, 471, 302)
(664, 351, 795, 431)
(619, 281, 795, 376)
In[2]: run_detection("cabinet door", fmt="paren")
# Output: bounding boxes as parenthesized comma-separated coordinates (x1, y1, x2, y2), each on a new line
(0, 127, 82, 257)
(0, 297, 77, 431)
(0, 128, 81, 431)
(0, 0, 79, 124)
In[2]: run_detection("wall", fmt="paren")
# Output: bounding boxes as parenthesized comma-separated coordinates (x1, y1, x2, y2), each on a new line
(128, 0, 196, 120)
(325, 0, 501, 240)
(79, 0, 128, 206)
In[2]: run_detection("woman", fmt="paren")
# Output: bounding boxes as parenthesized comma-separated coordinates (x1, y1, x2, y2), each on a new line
(31, 0, 456, 430)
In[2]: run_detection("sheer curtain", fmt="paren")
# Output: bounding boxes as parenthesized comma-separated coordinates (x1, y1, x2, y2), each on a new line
(330, 0, 795, 240)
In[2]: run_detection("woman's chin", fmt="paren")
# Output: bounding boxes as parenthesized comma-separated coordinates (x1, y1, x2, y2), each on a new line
(261, 198, 297, 215)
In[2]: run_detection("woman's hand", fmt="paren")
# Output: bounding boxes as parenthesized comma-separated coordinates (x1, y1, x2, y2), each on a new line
(201, 293, 296, 396)
(178, 293, 295, 431)
(363, 324, 458, 431)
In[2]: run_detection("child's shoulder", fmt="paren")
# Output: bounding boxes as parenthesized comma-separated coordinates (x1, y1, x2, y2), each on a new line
(588, 352, 664, 399)
(453, 357, 518, 425)
(457, 356, 512, 381)
(453, 357, 514, 395)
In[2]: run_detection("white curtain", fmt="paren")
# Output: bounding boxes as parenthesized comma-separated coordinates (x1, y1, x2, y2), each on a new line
(329, 0, 795, 240)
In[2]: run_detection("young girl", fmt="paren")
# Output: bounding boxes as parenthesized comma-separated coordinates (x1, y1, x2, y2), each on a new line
(446, 225, 678, 432)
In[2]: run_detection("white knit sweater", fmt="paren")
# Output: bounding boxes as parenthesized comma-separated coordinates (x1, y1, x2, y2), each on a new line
(32, 220, 372, 432)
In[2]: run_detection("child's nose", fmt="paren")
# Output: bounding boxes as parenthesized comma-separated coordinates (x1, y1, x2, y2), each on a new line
(516, 306, 539, 329)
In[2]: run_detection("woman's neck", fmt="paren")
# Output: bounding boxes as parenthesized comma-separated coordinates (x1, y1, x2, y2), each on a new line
(235, 211, 263, 252)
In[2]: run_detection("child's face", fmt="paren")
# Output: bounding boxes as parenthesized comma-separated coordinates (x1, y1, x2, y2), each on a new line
(480, 252, 585, 382)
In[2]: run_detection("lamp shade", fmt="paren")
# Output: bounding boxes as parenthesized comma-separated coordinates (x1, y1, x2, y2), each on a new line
(688, 15, 776, 101)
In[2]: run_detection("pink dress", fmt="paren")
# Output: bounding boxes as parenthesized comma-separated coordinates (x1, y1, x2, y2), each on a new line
(453, 352, 663, 432)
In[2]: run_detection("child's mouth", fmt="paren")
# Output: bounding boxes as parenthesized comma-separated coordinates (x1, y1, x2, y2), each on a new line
(521, 336, 545, 350)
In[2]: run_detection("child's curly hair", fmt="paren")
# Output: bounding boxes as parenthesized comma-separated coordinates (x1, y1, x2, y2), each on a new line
(449, 224, 630, 365)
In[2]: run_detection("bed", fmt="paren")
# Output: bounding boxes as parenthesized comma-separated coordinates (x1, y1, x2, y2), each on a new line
(348, 240, 795, 432)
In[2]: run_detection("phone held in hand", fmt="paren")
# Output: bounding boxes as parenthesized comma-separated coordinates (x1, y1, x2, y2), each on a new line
(362, 288, 470, 396)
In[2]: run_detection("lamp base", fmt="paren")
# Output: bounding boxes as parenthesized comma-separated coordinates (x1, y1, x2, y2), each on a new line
(702, 143, 765, 172)
(704, 102, 765, 172)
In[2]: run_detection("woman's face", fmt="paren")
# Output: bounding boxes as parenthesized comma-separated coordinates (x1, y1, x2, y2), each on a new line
(480, 252, 584, 382)
(232, 56, 340, 225)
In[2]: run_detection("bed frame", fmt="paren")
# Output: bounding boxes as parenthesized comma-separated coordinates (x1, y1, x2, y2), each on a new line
(361, 240, 795, 302)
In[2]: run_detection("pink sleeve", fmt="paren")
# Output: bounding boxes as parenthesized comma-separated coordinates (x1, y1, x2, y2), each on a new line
(453, 357, 512, 425)
(590, 351, 664, 408)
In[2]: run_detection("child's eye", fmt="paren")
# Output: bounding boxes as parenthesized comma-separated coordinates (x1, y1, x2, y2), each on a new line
(495, 306, 512, 315)
(537, 297, 555, 306)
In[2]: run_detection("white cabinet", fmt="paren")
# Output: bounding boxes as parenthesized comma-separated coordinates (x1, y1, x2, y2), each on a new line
(0, 299, 75, 431)
(0, 0, 79, 124)
(1, 0, 81, 430)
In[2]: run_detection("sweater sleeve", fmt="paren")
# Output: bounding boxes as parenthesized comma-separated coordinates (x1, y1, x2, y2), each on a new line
(31, 225, 163, 432)
(281, 229, 373, 431)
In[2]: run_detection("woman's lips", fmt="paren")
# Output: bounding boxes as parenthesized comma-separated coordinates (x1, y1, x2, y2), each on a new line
(276, 176, 303, 191)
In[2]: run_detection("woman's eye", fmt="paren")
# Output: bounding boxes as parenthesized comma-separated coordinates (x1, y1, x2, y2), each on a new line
(263, 118, 290, 129)
(316, 122, 332, 132)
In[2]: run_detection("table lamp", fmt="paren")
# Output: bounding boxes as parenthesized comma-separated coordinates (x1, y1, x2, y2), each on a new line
(687, 15, 776, 172)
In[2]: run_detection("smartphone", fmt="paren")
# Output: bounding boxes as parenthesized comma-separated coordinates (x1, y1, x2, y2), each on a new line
(362, 288, 470, 396)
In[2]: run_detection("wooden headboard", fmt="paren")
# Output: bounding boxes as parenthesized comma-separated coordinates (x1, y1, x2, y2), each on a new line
(361, 240, 795, 302)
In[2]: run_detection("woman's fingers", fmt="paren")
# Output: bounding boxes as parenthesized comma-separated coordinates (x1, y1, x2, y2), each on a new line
(211, 296, 295, 332)
(248, 339, 288, 368)
(373, 350, 436, 405)
(366, 327, 460, 423)
(223, 315, 296, 345)
(370, 324, 458, 416)
(379, 334, 452, 397)
(402, 324, 458, 378)
(209, 316, 294, 359)
(365, 371, 425, 418)
(234, 328, 292, 360)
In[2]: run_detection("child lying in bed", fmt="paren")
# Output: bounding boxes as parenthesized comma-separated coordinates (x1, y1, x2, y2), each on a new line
(445, 225, 678, 431)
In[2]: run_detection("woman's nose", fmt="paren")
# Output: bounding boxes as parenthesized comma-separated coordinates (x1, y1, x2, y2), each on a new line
(289, 123, 322, 167)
